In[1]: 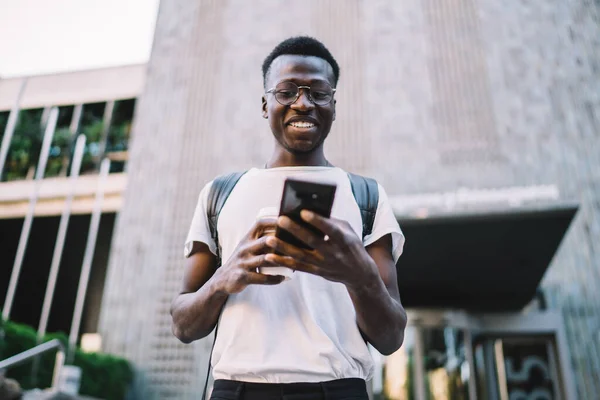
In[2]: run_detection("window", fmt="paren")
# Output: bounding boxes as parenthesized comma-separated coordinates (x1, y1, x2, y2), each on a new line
(3, 108, 44, 181)
(0, 110, 10, 141)
(106, 98, 136, 173)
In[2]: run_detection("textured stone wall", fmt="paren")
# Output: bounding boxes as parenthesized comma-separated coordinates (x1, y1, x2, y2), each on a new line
(476, 0, 600, 397)
(99, 0, 600, 398)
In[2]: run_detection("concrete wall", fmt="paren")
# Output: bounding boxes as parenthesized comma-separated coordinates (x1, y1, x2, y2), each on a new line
(98, 1, 600, 398)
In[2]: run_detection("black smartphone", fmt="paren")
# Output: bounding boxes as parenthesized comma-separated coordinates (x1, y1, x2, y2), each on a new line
(276, 178, 337, 249)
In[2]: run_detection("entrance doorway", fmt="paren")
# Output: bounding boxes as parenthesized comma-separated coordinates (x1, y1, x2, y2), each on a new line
(373, 310, 576, 400)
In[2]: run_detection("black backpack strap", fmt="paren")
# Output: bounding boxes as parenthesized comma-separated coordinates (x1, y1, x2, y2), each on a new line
(202, 171, 246, 400)
(347, 172, 379, 240)
(207, 171, 247, 267)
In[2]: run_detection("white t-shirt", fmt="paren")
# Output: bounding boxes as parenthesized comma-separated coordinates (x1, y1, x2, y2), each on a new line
(184, 166, 404, 383)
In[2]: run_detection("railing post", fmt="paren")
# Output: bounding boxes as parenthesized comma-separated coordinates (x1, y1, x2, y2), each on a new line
(2, 107, 58, 320)
(69, 104, 83, 134)
(97, 101, 115, 170)
(68, 158, 110, 362)
(0, 339, 65, 392)
(60, 103, 83, 177)
(37, 134, 87, 340)
(51, 350, 65, 391)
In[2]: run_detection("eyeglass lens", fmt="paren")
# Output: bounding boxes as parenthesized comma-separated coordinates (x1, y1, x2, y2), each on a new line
(274, 82, 333, 106)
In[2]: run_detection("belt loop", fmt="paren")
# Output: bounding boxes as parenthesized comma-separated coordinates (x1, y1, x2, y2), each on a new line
(235, 382, 245, 400)
(320, 382, 328, 400)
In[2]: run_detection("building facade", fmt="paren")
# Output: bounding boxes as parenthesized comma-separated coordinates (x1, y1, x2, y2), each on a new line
(2, 0, 599, 399)
(97, 0, 600, 399)
(93, 1, 600, 398)
(0, 65, 143, 349)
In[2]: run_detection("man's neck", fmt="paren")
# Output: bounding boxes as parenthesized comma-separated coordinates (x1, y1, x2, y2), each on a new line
(266, 149, 331, 168)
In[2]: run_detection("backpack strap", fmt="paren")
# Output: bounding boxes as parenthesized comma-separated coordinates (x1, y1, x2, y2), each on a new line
(347, 172, 379, 240)
(202, 171, 246, 400)
(207, 171, 247, 267)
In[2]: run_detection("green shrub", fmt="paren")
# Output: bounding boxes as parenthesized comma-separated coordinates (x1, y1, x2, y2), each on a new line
(0, 319, 133, 400)
(3, 109, 43, 181)
(45, 127, 73, 178)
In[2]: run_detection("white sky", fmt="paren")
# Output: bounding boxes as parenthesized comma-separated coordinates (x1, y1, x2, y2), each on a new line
(0, 0, 160, 78)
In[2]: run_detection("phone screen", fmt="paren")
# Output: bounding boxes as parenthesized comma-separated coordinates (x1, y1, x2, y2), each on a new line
(276, 179, 337, 249)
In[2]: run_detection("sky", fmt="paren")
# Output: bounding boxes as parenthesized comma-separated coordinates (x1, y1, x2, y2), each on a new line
(0, 0, 160, 78)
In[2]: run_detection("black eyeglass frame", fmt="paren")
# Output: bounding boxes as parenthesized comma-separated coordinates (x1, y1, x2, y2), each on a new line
(265, 81, 337, 106)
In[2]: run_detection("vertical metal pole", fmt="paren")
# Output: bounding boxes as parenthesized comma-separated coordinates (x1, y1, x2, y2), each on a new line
(483, 340, 501, 400)
(37, 135, 86, 340)
(41, 106, 52, 128)
(545, 341, 563, 400)
(69, 104, 83, 135)
(555, 319, 578, 400)
(51, 349, 65, 391)
(463, 329, 478, 400)
(414, 327, 427, 400)
(97, 101, 115, 168)
(2, 107, 58, 320)
(0, 79, 27, 179)
(68, 158, 110, 361)
(60, 104, 83, 177)
(494, 339, 509, 400)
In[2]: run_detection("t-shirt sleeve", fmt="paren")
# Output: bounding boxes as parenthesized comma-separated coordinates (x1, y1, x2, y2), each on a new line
(363, 183, 405, 263)
(183, 181, 218, 258)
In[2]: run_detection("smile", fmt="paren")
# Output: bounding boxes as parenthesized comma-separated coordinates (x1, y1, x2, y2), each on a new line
(289, 121, 316, 128)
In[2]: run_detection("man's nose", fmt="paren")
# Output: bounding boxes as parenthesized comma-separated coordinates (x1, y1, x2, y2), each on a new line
(291, 88, 314, 111)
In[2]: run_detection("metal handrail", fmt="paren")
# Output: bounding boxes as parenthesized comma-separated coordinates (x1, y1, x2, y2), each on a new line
(0, 338, 65, 390)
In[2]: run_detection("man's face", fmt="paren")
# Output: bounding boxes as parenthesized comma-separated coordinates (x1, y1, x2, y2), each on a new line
(262, 55, 336, 155)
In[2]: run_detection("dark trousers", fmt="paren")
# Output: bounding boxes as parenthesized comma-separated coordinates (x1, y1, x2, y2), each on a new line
(210, 378, 368, 400)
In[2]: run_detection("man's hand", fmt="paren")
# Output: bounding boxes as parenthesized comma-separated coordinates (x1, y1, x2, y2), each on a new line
(264, 210, 378, 288)
(265, 209, 406, 355)
(213, 218, 286, 294)
(171, 218, 285, 343)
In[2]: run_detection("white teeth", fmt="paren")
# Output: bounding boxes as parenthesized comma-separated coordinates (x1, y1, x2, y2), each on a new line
(290, 121, 315, 128)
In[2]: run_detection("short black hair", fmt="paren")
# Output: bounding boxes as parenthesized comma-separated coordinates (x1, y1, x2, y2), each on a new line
(262, 36, 340, 88)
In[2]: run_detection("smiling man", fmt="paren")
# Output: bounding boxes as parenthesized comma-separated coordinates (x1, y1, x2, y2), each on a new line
(171, 36, 407, 400)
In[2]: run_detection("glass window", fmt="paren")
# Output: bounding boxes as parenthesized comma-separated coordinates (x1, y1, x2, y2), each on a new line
(106, 98, 135, 173)
(379, 326, 418, 400)
(422, 327, 472, 400)
(3, 108, 44, 181)
(0, 110, 10, 141)
(78, 102, 106, 174)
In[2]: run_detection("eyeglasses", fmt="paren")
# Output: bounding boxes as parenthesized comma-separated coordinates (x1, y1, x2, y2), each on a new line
(266, 81, 336, 106)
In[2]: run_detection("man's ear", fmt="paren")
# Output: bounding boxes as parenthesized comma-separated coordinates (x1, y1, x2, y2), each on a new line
(332, 99, 336, 121)
(262, 95, 268, 119)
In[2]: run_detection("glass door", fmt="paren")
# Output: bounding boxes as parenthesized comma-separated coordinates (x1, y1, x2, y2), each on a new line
(420, 327, 472, 399)
(373, 310, 477, 400)
(472, 335, 565, 400)
(371, 311, 575, 400)
(470, 312, 576, 400)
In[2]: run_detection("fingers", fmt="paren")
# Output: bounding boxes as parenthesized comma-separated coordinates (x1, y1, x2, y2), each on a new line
(265, 236, 324, 264)
(250, 217, 278, 239)
(265, 253, 320, 275)
(244, 235, 275, 256)
(277, 216, 328, 251)
(245, 271, 286, 285)
(241, 254, 277, 270)
(299, 210, 342, 239)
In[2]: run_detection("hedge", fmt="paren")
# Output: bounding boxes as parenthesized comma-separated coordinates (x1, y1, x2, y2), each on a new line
(0, 318, 133, 400)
